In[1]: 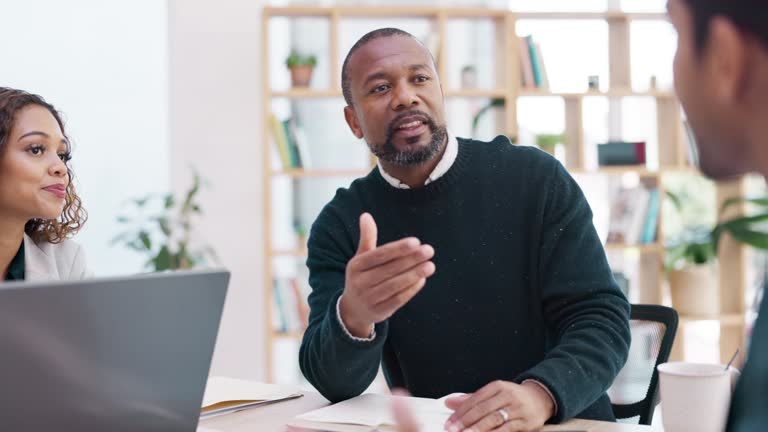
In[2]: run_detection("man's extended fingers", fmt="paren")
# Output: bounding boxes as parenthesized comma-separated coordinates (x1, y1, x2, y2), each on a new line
(370, 261, 435, 305)
(458, 395, 511, 432)
(361, 245, 434, 288)
(354, 237, 422, 271)
(491, 417, 527, 432)
(444, 394, 471, 410)
(391, 389, 419, 432)
(373, 277, 427, 315)
(446, 381, 503, 427)
(459, 396, 507, 431)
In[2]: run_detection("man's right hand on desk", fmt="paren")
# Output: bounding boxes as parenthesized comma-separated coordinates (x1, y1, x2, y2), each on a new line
(339, 212, 436, 338)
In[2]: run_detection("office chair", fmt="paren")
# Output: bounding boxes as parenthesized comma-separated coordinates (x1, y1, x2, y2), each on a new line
(608, 304, 679, 425)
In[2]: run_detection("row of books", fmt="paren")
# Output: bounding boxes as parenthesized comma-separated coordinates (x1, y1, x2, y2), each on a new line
(518, 35, 550, 90)
(272, 277, 310, 334)
(607, 185, 660, 245)
(269, 113, 312, 169)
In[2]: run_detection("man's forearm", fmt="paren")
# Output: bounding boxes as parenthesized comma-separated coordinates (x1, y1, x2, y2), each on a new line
(299, 293, 388, 403)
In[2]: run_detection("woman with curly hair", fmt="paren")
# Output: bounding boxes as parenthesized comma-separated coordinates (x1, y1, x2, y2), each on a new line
(0, 87, 90, 281)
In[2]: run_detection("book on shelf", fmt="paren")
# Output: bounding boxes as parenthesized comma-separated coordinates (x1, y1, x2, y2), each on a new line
(534, 42, 549, 90)
(683, 120, 699, 168)
(607, 185, 660, 246)
(272, 277, 310, 334)
(519, 35, 549, 91)
(288, 118, 312, 169)
(597, 141, 647, 166)
(269, 113, 292, 169)
(518, 37, 535, 88)
(269, 114, 312, 170)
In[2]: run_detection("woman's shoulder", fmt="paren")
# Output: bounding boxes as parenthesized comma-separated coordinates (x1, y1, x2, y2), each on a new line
(24, 234, 91, 281)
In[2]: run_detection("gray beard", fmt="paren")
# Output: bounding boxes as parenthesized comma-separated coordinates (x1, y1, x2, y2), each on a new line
(368, 122, 447, 167)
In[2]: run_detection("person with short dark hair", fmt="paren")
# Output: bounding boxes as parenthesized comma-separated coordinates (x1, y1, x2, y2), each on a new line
(299, 28, 631, 432)
(668, 0, 768, 430)
(0, 87, 90, 282)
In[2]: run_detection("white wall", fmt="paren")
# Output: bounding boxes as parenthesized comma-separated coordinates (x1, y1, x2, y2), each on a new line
(167, 0, 265, 380)
(0, 0, 170, 276)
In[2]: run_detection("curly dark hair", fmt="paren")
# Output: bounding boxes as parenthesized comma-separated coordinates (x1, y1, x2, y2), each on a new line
(0, 87, 87, 244)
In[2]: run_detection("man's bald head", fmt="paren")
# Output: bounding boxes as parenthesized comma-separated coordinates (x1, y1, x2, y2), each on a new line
(341, 28, 434, 106)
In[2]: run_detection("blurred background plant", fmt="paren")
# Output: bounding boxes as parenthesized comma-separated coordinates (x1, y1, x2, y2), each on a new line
(111, 172, 218, 271)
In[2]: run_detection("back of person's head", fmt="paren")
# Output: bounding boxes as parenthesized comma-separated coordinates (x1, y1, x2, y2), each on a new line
(682, 0, 768, 53)
(670, 0, 768, 180)
(0, 87, 86, 243)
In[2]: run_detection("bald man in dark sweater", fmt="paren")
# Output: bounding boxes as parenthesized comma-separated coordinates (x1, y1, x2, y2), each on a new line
(299, 28, 630, 432)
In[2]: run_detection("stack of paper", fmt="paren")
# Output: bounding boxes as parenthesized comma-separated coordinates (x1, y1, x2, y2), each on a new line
(201, 377, 302, 419)
(293, 393, 455, 432)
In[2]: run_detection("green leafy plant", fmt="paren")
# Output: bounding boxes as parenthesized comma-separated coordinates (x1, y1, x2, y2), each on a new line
(665, 190, 717, 270)
(666, 225, 716, 270)
(111, 173, 218, 271)
(469, 98, 521, 144)
(285, 51, 317, 68)
(536, 133, 565, 151)
(665, 192, 768, 270)
(713, 196, 768, 252)
(471, 97, 505, 136)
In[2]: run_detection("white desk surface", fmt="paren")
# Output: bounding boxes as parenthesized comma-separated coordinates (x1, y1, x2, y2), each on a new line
(199, 391, 661, 432)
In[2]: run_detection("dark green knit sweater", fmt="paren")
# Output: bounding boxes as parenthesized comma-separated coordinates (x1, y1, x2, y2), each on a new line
(299, 136, 631, 423)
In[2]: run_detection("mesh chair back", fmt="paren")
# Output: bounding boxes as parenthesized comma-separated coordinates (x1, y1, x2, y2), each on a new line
(608, 304, 679, 425)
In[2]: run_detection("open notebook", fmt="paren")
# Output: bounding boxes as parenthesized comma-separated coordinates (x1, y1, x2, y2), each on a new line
(291, 393, 458, 432)
(201, 377, 302, 419)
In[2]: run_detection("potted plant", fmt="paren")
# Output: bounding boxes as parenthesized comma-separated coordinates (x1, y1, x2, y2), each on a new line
(294, 222, 308, 251)
(285, 51, 317, 87)
(664, 188, 719, 315)
(111, 173, 218, 271)
(460, 65, 477, 89)
(469, 97, 519, 144)
(535, 133, 564, 156)
(666, 225, 720, 315)
(471, 97, 505, 138)
(665, 193, 768, 316)
(713, 196, 768, 251)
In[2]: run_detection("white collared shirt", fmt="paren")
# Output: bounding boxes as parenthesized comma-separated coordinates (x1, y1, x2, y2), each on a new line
(377, 131, 458, 189)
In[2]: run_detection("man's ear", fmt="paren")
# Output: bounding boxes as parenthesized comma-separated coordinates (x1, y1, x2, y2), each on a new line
(708, 16, 750, 103)
(344, 105, 364, 139)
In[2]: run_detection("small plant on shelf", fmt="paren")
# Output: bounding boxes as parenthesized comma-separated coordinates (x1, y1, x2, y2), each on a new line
(111, 172, 218, 271)
(285, 51, 317, 88)
(294, 222, 308, 251)
(665, 190, 719, 316)
(665, 192, 768, 316)
(535, 133, 565, 156)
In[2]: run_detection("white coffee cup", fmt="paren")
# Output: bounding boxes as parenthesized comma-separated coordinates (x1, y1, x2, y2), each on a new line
(657, 362, 740, 432)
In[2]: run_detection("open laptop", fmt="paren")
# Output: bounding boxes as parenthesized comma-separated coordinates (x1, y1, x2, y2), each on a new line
(0, 269, 229, 432)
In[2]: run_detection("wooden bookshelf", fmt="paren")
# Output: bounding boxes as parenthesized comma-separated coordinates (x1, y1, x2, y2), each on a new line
(262, 5, 749, 382)
(270, 89, 342, 99)
(273, 331, 305, 341)
(679, 313, 745, 326)
(605, 243, 663, 253)
(270, 168, 371, 178)
(518, 88, 676, 99)
(445, 88, 508, 98)
(272, 249, 308, 258)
